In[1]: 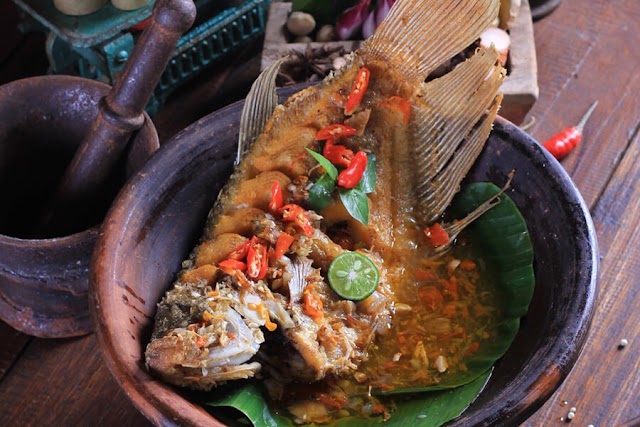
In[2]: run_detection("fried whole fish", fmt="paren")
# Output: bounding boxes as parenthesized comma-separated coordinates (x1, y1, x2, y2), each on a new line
(145, 0, 505, 391)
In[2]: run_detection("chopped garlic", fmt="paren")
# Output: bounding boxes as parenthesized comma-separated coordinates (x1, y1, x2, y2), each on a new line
(435, 355, 448, 373)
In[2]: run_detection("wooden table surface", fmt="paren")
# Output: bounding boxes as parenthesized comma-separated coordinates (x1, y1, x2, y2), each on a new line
(1, 0, 639, 426)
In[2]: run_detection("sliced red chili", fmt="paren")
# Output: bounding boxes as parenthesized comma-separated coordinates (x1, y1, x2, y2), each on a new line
(195, 335, 206, 348)
(379, 96, 412, 124)
(246, 236, 268, 280)
(317, 393, 348, 410)
(418, 286, 444, 311)
(415, 269, 437, 281)
(269, 180, 284, 214)
(423, 223, 450, 247)
(345, 67, 370, 115)
(274, 232, 295, 259)
(302, 289, 324, 321)
(226, 241, 250, 261)
(218, 259, 247, 273)
(315, 124, 356, 141)
(323, 140, 354, 168)
(337, 150, 367, 189)
(279, 204, 314, 237)
(465, 341, 480, 356)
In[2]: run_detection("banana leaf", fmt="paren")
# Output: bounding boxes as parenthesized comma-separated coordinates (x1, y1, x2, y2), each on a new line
(401, 182, 533, 390)
(206, 370, 491, 427)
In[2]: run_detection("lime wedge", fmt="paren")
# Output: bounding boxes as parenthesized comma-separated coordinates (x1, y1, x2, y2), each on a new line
(327, 252, 379, 301)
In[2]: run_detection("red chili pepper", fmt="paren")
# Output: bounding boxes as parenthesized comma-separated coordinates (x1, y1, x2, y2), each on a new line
(274, 233, 295, 259)
(416, 269, 436, 281)
(379, 96, 412, 124)
(246, 236, 268, 280)
(302, 289, 324, 320)
(345, 67, 370, 115)
(218, 259, 247, 272)
(323, 140, 354, 168)
(317, 393, 348, 410)
(279, 204, 314, 237)
(371, 404, 388, 415)
(542, 101, 598, 160)
(423, 223, 450, 247)
(269, 180, 284, 214)
(226, 241, 250, 261)
(465, 341, 480, 356)
(195, 335, 207, 348)
(418, 286, 444, 310)
(337, 150, 367, 189)
(315, 124, 357, 141)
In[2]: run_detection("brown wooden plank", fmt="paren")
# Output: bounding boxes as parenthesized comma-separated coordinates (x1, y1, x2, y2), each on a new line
(522, 114, 640, 427)
(0, 320, 31, 382)
(0, 334, 150, 426)
(525, 0, 640, 208)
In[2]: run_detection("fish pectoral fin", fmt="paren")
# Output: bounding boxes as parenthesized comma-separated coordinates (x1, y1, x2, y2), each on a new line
(412, 47, 505, 224)
(362, 0, 500, 85)
(237, 56, 288, 164)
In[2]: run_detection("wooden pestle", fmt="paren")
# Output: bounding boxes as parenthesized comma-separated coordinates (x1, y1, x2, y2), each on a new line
(45, 0, 196, 234)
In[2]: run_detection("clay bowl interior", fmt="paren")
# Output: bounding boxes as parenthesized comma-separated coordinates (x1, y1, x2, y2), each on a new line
(0, 75, 159, 337)
(92, 85, 598, 426)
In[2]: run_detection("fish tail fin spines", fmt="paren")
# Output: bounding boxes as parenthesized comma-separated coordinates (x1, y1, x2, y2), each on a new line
(362, 0, 500, 86)
(421, 92, 503, 225)
(413, 46, 504, 185)
(411, 46, 504, 224)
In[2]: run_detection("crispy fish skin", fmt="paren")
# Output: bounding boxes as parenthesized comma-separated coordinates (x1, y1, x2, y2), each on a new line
(145, 0, 504, 390)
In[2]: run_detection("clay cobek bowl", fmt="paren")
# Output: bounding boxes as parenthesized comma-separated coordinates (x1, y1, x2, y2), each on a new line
(91, 85, 598, 426)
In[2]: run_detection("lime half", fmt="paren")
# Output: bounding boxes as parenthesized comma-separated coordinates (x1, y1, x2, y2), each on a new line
(327, 252, 379, 301)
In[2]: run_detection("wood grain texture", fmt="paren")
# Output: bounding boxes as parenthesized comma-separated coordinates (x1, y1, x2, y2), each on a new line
(522, 116, 640, 427)
(0, 321, 30, 381)
(526, 0, 640, 208)
(0, 0, 639, 426)
(0, 333, 150, 427)
(520, 0, 640, 425)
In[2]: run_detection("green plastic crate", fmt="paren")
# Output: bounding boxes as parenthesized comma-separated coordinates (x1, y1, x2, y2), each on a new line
(12, 0, 271, 115)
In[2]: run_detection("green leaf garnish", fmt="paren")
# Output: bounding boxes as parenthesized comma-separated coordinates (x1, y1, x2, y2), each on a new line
(355, 153, 377, 194)
(206, 370, 492, 427)
(207, 383, 293, 427)
(339, 187, 369, 225)
(305, 148, 338, 180)
(309, 173, 335, 212)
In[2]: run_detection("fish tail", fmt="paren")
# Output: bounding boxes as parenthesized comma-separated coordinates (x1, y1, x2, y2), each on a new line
(362, 0, 500, 85)
(412, 46, 505, 224)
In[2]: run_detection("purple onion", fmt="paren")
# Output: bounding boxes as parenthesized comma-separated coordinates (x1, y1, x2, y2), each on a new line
(336, 0, 372, 40)
(362, 10, 376, 39)
(375, 0, 396, 26)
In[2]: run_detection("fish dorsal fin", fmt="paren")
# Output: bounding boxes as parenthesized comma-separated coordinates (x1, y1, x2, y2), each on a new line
(237, 57, 288, 164)
(362, 0, 500, 86)
(412, 47, 505, 224)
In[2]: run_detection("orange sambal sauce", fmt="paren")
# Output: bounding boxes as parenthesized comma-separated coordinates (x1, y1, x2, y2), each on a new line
(274, 237, 503, 423)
